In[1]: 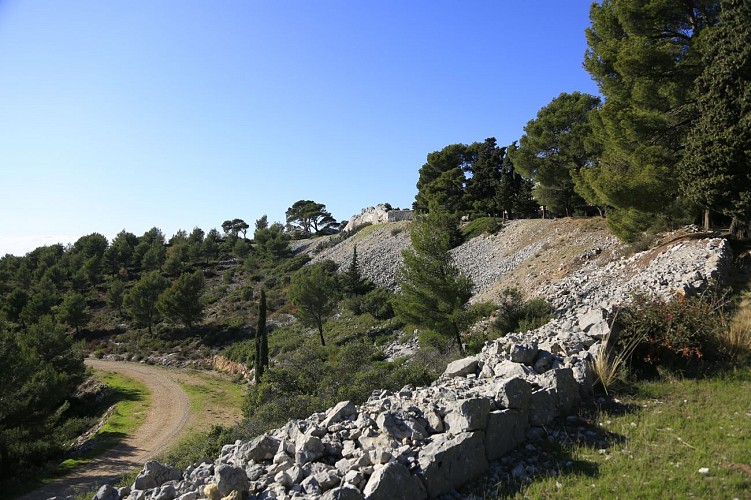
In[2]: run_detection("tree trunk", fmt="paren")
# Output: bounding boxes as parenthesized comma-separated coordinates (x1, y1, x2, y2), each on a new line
(704, 208, 711, 231)
(453, 323, 464, 355)
(318, 324, 326, 346)
(730, 218, 750, 240)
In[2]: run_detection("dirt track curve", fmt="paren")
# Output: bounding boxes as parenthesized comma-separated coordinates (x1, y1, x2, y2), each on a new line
(20, 359, 191, 500)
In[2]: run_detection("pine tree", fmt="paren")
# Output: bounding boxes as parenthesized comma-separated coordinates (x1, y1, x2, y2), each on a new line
(680, 0, 751, 237)
(393, 207, 473, 353)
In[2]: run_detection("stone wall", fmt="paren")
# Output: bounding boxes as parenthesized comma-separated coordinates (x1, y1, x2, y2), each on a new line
(343, 204, 413, 232)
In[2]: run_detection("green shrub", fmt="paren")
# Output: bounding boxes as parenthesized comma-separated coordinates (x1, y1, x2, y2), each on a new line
(493, 288, 553, 335)
(461, 217, 503, 241)
(359, 288, 395, 319)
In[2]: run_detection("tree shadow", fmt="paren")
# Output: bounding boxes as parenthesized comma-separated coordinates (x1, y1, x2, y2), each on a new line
(489, 395, 640, 498)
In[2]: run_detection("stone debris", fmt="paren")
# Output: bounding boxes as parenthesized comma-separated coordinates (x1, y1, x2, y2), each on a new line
(100, 236, 731, 500)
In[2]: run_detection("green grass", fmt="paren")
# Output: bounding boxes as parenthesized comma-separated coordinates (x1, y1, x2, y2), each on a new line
(57, 371, 150, 473)
(179, 373, 245, 414)
(498, 368, 751, 498)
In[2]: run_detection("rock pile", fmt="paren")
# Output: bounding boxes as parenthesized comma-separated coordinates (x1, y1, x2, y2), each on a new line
(96, 237, 732, 500)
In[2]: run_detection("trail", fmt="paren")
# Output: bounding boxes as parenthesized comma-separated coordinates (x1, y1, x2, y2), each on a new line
(20, 359, 191, 500)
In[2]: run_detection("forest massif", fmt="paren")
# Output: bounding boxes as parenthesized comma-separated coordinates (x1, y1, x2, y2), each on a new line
(1, 0, 749, 491)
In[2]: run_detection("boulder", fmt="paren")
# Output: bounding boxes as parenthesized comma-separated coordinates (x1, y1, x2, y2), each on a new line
(323, 484, 366, 500)
(214, 464, 250, 497)
(418, 431, 488, 498)
(495, 376, 532, 411)
(295, 433, 325, 464)
(443, 398, 491, 433)
(321, 400, 357, 428)
(540, 367, 580, 414)
(239, 435, 280, 463)
(528, 389, 558, 426)
(509, 343, 539, 365)
(443, 356, 479, 377)
(93, 484, 119, 500)
(362, 462, 426, 500)
(133, 461, 182, 490)
(486, 409, 529, 460)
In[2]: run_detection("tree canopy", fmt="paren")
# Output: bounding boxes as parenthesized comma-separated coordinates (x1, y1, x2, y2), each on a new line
(680, 0, 751, 236)
(289, 261, 341, 346)
(580, 0, 720, 239)
(511, 92, 602, 216)
(158, 270, 206, 331)
(285, 200, 338, 235)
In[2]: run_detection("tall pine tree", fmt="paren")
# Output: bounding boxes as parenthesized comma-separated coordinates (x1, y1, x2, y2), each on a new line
(680, 0, 751, 237)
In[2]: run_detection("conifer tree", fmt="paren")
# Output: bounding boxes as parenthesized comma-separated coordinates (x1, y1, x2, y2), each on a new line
(255, 288, 268, 382)
(393, 206, 473, 353)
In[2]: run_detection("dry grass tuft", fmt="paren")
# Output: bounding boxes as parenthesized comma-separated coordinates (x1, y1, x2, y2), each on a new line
(723, 298, 751, 362)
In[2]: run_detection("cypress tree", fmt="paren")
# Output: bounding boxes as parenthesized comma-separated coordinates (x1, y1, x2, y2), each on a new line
(255, 288, 267, 382)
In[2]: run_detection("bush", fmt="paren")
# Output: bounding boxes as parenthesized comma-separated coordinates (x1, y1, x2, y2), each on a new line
(493, 288, 553, 335)
(614, 292, 728, 378)
(359, 288, 395, 319)
(461, 217, 503, 241)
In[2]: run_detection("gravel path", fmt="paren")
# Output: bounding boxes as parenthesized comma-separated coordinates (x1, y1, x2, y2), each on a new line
(20, 360, 191, 500)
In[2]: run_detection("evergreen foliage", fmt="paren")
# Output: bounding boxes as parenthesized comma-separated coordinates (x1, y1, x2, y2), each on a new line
(511, 92, 602, 216)
(158, 270, 206, 331)
(394, 207, 473, 353)
(124, 271, 168, 334)
(288, 261, 341, 346)
(680, 0, 751, 236)
(581, 0, 720, 239)
(255, 288, 268, 382)
(0, 317, 85, 481)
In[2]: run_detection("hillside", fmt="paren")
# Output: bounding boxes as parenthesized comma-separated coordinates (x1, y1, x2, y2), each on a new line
(82, 218, 741, 500)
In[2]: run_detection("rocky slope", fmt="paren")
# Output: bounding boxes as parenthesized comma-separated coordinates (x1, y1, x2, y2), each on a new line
(93, 220, 733, 500)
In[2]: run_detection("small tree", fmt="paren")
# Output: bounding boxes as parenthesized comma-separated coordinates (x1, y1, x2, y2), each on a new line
(124, 271, 168, 334)
(107, 279, 126, 316)
(289, 261, 341, 346)
(255, 289, 268, 382)
(58, 291, 89, 335)
(394, 207, 473, 353)
(158, 270, 206, 331)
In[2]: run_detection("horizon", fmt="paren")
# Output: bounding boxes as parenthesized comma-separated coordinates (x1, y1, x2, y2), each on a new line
(0, 1, 599, 257)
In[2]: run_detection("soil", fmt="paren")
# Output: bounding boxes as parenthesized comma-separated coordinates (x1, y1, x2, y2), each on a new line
(19, 359, 241, 500)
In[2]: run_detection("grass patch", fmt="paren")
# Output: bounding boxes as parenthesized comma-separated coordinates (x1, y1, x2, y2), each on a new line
(57, 371, 150, 473)
(179, 374, 245, 415)
(497, 368, 751, 498)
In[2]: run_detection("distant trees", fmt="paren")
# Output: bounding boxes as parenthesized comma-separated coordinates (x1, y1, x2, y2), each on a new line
(57, 291, 89, 335)
(394, 206, 473, 353)
(124, 271, 168, 334)
(413, 138, 537, 220)
(158, 270, 206, 331)
(289, 261, 341, 346)
(285, 200, 338, 235)
(222, 218, 250, 239)
(254, 219, 291, 262)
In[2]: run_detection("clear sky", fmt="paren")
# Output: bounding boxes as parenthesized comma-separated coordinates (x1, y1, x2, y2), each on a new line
(0, 0, 600, 257)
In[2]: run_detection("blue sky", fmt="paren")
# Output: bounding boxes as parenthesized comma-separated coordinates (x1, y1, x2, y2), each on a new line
(0, 1, 599, 256)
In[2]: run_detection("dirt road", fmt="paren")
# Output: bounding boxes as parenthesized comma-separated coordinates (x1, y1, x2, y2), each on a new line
(20, 360, 209, 499)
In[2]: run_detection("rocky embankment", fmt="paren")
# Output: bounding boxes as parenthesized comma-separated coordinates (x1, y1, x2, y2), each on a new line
(92, 227, 733, 500)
